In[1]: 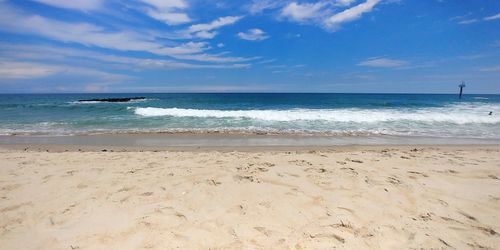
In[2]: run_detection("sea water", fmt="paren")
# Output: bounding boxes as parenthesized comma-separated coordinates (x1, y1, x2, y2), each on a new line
(0, 93, 499, 139)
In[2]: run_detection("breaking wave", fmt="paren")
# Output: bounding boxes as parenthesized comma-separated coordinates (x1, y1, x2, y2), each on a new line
(132, 104, 500, 125)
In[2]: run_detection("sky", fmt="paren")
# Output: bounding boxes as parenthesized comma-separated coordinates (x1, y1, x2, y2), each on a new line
(0, 0, 499, 94)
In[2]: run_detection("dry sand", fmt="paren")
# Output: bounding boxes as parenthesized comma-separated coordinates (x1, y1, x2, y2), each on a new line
(1, 146, 499, 249)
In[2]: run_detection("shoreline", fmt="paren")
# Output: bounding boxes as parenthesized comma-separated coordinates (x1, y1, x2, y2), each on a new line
(1, 133, 500, 150)
(2, 143, 500, 153)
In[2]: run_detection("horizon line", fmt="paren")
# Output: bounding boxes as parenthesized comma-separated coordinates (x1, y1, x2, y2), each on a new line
(0, 92, 499, 95)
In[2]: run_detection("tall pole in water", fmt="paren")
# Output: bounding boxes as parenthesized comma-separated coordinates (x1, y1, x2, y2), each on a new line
(458, 81, 466, 99)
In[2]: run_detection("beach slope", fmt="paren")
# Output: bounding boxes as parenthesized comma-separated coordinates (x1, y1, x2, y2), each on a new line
(1, 146, 499, 249)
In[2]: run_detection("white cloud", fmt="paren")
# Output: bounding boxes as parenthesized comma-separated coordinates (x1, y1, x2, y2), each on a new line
(452, 12, 500, 25)
(140, 0, 187, 9)
(247, 0, 283, 14)
(479, 65, 500, 72)
(458, 19, 478, 25)
(114, 84, 270, 93)
(277, 0, 383, 31)
(0, 60, 129, 81)
(140, 0, 191, 25)
(146, 10, 191, 25)
(0, 9, 166, 53)
(187, 16, 243, 39)
(238, 29, 269, 41)
(358, 57, 408, 68)
(484, 13, 500, 21)
(31, 0, 103, 11)
(281, 2, 327, 22)
(0, 61, 61, 79)
(325, 0, 381, 30)
(0, 43, 252, 70)
(335, 0, 357, 6)
(257, 59, 277, 64)
(0, 6, 253, 64)
(172, 53, 258, 63)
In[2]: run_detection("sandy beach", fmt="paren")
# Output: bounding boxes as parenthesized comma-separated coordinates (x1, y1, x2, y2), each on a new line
(1, 145, 499, 249)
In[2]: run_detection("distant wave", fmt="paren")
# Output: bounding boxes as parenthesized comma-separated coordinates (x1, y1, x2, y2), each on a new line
(70, 101, 101, 104)
(132, 105, 500, 124)
(474, 97, 489, 100)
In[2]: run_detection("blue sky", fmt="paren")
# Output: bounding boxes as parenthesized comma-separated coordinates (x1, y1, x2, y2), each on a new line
(0, 0, 499, 93)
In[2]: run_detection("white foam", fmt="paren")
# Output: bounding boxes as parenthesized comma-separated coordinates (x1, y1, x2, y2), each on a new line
(132, 104, 500, 124)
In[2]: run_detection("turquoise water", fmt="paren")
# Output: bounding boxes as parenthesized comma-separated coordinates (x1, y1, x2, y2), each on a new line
(0, 93, 499, 138)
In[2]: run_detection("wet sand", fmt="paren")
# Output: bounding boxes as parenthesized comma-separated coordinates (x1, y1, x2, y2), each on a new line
(1, 146, 499, 249)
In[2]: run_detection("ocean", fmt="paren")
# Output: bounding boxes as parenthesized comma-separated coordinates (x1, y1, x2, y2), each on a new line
(0, 93, 499, 139)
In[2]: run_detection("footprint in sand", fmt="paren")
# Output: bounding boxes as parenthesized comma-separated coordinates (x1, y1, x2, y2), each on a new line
(261, 162, 275, 167)
(309, 233, 345, 243)
(227, 204, 246, 215)
(233, 174, 260, 183)
(340, 167, 358, 176)
(254, 226, 272, 237)
(1, 184, 22, 191)
(147, 162, 161, 168)
(474, 226, 497, 236)
(0, 201, 33, 213)
(206, 179, 221, 186)
(440, 216, 463, 225)
(346, 158, 363, 163)
(407, 171, 429, 178)
(458, 211, 477, 221)
(418, 212, 434, 221)
(386, 176, 401, 185)
(289, 160, 313, 167)
(488, 174, 499, 180)
(117, 186, 134, 192)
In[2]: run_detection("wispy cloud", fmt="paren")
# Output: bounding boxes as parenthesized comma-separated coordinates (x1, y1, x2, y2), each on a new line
(32, 0, 103, 11)
(458, 19, 478, 25)
(479, 65, 500, 72)
(0, 5, 253, 64)
(458, 54, 487, 60)
(237, 29, 269, 41)
(267, 63, 305, 74)
(281, 2, 327, 22)
(277, 0, 382, 31)
(335, 0, 358, 6)
(324, 0, 380, 30)
(0, 61, 61, 79)
(112, 84, 272, 93)
(0, 43, 253, 70)
(452, 12, 500, 25)
(257, 59, 277, 64)
(0, 6, 196, 54)
(247, 0, 283, 14)
(358, 57, 409, 68)
(248, 0, 359, 15)
(0, 60, 129, 81)
(139, 0, 191, 25)
(484, 13, 500, 21)
(186, 16, 243, 39)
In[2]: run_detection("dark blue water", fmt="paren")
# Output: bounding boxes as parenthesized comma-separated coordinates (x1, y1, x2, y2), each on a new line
(1, 93, 499, 138)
